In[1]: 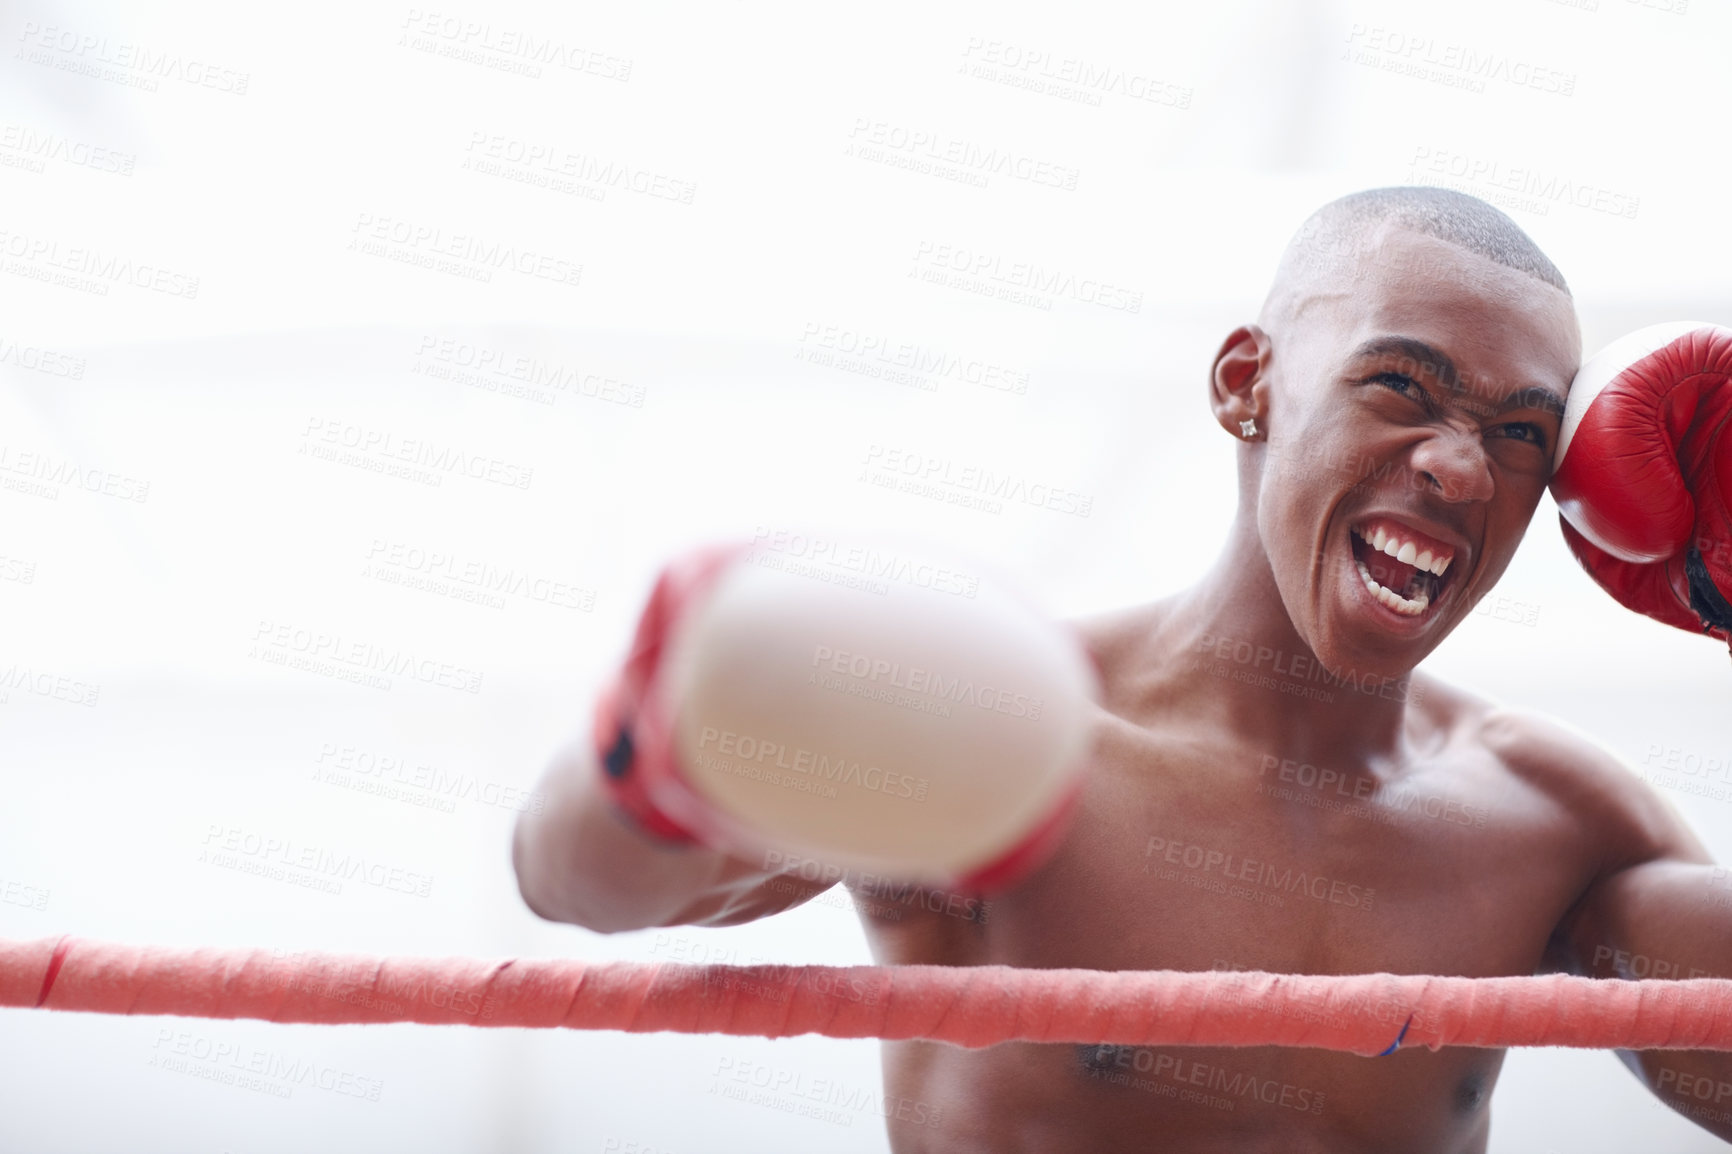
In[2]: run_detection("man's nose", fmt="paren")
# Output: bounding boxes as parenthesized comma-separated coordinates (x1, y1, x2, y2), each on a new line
(1408, 428, 1494, 503)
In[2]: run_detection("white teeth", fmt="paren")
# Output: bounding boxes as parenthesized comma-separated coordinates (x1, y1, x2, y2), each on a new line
(1352, 523, 1456, 577)
(1356, 559, 1431, 617)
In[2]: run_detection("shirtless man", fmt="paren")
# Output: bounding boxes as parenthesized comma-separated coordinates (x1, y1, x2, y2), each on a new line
(512, 187, 1732, 1151)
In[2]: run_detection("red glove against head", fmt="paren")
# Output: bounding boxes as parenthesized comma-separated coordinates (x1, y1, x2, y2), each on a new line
(592, 537, 1100, 893)
(1551, 322, 1732, 652)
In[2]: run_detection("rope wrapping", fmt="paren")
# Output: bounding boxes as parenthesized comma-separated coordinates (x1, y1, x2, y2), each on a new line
(4, 935, 1731, 1057)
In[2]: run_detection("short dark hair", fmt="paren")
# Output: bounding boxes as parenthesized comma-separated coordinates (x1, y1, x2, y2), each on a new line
(1286, 186, 1570, 297)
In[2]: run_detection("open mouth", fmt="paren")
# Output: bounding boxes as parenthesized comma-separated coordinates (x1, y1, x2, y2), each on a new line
(1348, 517, 1459, 619)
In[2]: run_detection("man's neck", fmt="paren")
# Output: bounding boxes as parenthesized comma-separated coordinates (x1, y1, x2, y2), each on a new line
(1141, 525, 1422, 768)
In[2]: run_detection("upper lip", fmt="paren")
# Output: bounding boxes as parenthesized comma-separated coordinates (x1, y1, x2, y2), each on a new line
(1348, 511, 1474, 576)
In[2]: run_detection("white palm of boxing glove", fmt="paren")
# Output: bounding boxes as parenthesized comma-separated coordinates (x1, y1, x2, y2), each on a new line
(592, 537, 1100, 890)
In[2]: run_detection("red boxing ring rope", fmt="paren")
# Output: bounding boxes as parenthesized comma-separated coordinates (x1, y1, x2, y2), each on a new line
(5, 935, 1732, 1058)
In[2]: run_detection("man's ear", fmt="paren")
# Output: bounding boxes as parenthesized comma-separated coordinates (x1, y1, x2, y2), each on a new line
(1209, 325, 1272, 439)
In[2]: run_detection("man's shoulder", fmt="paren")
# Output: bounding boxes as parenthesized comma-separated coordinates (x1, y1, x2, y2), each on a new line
(1069, 598, 1180, 675)
(1426, 678, 1693, 863)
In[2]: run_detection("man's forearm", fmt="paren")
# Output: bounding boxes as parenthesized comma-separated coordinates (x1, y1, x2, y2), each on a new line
(1628, 933, 1732, 1143)
(1575, 862, 1732, 1142)
(1632, 1051, 1732, 1142)
(512, 740, 745, 933)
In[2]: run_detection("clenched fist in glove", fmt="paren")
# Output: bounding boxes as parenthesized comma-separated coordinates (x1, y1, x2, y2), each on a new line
(589, 536, 1101, 892)
(1552, 322, 1732, 652)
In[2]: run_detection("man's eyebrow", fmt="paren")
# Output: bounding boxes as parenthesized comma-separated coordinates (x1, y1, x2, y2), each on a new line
(1347, 336, 1566, 419)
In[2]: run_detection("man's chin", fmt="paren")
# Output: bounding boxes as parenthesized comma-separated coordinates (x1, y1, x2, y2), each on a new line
(1304, 641, 1428, 706)
(1306, 606, 1435, 704)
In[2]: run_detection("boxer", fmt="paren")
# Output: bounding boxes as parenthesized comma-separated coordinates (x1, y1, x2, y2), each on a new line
(513, 186, 1732, 1151)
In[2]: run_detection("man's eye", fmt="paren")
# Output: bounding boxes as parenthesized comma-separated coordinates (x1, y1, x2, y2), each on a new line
(1491, 422, 1548, 448)
(1370, 372, 1421, 395)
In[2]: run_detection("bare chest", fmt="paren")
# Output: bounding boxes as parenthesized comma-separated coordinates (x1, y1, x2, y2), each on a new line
(860, 714, 1598, 985)
(856, 719, 1598, 1153)
(988, 723, 1592, 979)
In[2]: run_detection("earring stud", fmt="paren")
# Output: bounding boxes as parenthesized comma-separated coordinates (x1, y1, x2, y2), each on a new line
(1240, 418, 1259, 439)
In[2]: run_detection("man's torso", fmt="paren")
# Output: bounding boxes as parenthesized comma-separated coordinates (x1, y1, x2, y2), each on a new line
(847, 603, 1613, 1154)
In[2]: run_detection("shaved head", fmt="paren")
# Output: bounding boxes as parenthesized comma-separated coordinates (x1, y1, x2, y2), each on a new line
(1207, 185, 1581, 676)
(1261, 186, 1571, 335)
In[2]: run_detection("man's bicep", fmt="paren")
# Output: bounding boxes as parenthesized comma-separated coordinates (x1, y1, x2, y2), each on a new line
(1564, 857, 1728, 981)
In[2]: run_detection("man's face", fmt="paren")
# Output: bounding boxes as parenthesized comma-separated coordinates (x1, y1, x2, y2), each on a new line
(1256, 224, 1580, 677)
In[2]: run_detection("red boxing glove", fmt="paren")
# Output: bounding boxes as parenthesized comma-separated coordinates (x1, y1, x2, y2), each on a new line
(1551, 322, 1732, 652)
(591, 542, 749, 845)
(591, 536, 1100, 892)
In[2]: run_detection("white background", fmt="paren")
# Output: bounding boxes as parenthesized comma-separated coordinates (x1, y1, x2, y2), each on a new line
(1, 0, 1730, 1150)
